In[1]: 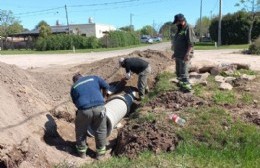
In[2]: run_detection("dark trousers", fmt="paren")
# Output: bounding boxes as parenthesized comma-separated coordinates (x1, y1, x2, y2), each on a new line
(175, 57, 190, 83)
(138, 64, 151, 97)
(75, 105, 107, 151)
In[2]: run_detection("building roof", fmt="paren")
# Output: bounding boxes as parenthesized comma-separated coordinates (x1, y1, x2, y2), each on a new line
(10, 25, 70, 37)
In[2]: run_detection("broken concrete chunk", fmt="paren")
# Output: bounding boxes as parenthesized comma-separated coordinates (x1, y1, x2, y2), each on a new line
(224, 77, 236, 84)
(219, 82, 233, 90)
(215, 75, 225, 83)
(169, 78, 179, 83)
(241, 74, 256, 81)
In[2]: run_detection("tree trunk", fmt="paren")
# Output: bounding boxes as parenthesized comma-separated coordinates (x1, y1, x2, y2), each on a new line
(248, 14, 256, 44)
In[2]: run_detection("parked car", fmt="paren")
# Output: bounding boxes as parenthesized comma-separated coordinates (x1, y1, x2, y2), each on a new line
(140, 36, 153, 44)
(152, 37, 162, 42)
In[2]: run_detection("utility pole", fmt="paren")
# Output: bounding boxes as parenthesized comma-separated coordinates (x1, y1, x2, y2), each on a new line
(252, 0, 255, 13)
(130, 13, 134, 31)
(218, 0, 222, 46)
(199, 0, 203, 40)
(65, 5, 70, 34)
(153, 19, 155, 36)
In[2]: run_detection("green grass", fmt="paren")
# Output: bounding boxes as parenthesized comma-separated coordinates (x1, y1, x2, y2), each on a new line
(194, 42, 249, 50)
(0, 43, 150, 55)
(176, 106, 260, 168)
(0, 42, 250, 55)
(241, 92, 254, 104)
(141, 71, 176, 104)
(86, 106, 260, 168)
(213, 91, 236, 105)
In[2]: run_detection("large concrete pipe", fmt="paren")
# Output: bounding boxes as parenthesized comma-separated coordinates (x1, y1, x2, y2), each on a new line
(87, 92, 135, 137)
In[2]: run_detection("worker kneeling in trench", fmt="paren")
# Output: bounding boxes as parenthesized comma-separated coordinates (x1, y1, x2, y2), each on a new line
(70, 73, 135, 160)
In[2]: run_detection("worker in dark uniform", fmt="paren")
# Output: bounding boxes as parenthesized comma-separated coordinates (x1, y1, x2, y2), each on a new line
(171, 13, 195, 92)
(70, 73, 111, 160)
(119, 57, 151, 100)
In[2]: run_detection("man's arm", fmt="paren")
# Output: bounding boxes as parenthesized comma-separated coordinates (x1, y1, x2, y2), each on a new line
(123, 62, 131, 80)
(184, 26, 195, 61)
(70, 88, 78, 105)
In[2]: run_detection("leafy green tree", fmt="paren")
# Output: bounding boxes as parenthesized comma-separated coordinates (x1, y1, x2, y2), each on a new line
(0, 10, 22, 37)
(235, 0, 260, 43)
(8, 22, 23, 35)
(140, 25, 156, 36)
(39, 25, 51, 38)
(194, 16, 211, 38)
(35, 20, 49, 29)
(159, 22, 177, 39)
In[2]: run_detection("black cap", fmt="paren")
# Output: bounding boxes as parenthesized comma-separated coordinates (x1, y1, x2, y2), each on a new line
(72, 73, 83, 83)
(173, 13, 185, 24)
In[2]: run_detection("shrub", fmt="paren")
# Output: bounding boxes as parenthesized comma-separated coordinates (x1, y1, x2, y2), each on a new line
(35, 34, 100, 51)
(99, 30, 140, 48)
(249, 36, 260, 55)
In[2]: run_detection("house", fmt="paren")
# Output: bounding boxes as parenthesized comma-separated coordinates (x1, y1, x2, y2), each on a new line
(7, 20, 116, 49)
(11, 21, 116, 39)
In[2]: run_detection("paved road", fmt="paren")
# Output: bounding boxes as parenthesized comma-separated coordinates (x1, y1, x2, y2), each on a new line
(0, 42, 260, 71)
(0, 43, 170, 69)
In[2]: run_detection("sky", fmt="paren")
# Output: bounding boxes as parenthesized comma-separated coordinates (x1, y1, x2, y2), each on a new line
(1, 0, 241, 31)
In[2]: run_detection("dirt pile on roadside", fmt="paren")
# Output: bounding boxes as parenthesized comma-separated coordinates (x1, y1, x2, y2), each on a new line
(147, 91, 207, 110)
(113, 120, 179, 158)
(69, 49, 173, 87)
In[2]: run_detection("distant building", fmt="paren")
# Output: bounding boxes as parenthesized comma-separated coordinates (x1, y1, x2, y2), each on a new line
(6, 20, 116, 49)
(10, 22, 116, 39)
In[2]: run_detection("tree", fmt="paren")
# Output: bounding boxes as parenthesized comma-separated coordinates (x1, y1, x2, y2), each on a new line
(159, 22, 177, 39)
(36, 21, 51, 38)
(8, 22, 23, 35)
(0, 10, 22, 37)
(140, 25, 156, 36)
(35, 20, 50, 29)
(194, 16, 211, 38)
(235, 0, 260, 43)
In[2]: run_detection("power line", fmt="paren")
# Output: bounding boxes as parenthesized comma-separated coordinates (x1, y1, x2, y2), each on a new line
(15, 6, 63, 16)
(13, 0, 139, 16)
(69, 0, 140, 8)
(68, 0, 168, 15)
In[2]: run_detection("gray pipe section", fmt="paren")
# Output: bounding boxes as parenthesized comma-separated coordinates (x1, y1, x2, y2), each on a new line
(87, 92, 135, 137)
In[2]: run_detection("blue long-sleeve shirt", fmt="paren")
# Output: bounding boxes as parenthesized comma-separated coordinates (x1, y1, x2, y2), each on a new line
(70, 75, 110, 110)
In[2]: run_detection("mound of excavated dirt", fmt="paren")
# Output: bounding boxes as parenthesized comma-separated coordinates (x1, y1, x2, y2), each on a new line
(113, 120, 179, 158)
(69, 49, 173, 88)
(0, 49, 174, 167)
(146, 91, 207, 110)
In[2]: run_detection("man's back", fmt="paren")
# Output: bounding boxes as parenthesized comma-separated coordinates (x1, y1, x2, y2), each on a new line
(124, 57, 148, 74)
(71, 75, 109, 110)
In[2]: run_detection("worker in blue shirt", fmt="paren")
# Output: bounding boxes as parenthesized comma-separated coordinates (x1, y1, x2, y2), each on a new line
(70, 73, 111, 160)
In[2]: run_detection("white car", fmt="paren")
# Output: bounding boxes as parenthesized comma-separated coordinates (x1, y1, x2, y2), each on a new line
(140, 36, 153, 44)
(152, 37, 162, 42)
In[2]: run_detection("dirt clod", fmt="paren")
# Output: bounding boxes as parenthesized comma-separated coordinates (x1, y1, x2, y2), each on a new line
(146, 91, 207, 110)
(113, 120, 179, 158)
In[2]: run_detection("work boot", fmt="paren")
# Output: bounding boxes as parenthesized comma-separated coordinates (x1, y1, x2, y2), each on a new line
(76, 145, 87, 159)
(181, 83, 192, 92)
(96, 147, 106, 160)
(177, 81, 183, 87)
